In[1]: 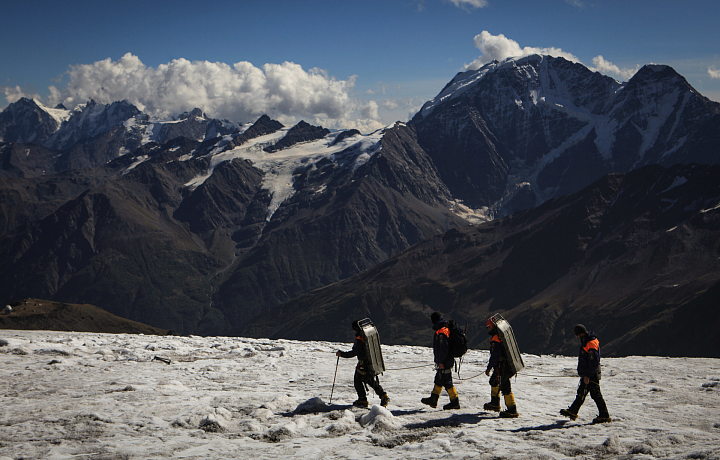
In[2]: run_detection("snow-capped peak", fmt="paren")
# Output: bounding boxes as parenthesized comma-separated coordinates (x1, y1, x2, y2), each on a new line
(418, 60, 499, 119)
(33, 99, 72, 126)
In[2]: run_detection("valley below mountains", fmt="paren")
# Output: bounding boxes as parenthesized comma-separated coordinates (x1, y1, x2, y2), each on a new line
(1, 54, 719, 357)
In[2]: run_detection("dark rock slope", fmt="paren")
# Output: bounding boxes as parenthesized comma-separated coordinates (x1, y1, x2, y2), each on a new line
(244, 164, 720, 358)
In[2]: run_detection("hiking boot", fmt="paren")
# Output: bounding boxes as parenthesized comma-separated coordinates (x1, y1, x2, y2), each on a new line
(560, 409, 578, 421)
(421, 393, 439, 408)
(443, 386, 460, 410)
(483, 396, 501, 412)
(443, 398, 460, 410)
(592, 416, 612, 424)
(353, 399, 369, 408)
(498, 394, 518, 418)
(484, 402, 501, 411)
(380, 394, 390, 407)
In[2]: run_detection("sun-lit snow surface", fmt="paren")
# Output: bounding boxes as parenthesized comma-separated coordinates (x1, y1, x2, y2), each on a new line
(1, 330, 719, 459)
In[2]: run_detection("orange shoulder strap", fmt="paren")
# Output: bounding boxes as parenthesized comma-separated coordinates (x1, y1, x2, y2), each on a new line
(583, 338, 599, 353)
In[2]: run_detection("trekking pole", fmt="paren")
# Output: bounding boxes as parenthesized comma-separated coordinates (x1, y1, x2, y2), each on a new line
(329, 355, 340, 404)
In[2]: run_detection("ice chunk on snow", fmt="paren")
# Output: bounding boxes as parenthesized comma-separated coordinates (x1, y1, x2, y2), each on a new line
(252, 408, 274, 421)
(359, 404, 401, 430)
(325, 409, 357, 436)
(602, 434, 624, 455)
(266, 416, 308, 442)
(199, 407, 233, 433)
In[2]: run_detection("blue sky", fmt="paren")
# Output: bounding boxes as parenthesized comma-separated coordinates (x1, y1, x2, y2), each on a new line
(2, 0, 719, 131)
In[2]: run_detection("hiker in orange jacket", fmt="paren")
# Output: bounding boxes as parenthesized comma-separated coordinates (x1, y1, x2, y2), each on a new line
(336, 320, 389, 408)
(560, 324, 611, 423)
(420, 312, 460, 410)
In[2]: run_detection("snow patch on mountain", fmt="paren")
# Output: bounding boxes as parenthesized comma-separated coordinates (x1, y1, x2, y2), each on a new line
(36, 100, 71, 126)
(636, 87, 682, 160)
(660, 176, 688, 194)
(184, 127, 385, 221)
(419, 63, 497, 119)
(122, 155, 150, 175)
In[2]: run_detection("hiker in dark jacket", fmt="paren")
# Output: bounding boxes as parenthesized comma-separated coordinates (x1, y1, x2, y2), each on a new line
(336, 320, 389, 408)
(484, 316, 519, 418)
(560, 324, 611, 423)
(421, 312, 460, 410)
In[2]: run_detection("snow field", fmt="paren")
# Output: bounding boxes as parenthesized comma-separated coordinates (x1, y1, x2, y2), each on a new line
(1, 330, 719, 459)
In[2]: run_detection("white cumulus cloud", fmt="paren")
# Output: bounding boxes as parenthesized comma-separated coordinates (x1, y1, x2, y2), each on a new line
(466, 31, 580, 70)
(709, 67, 720, 79)
(7, 53, 383, 132)
(465, 31, 642, 82)
(382, 99, 399, 111)
(590, 55, 640, 81)
(360, 100, 380, 120)
(3, 86, 42, 103)
(447, 0, 488, 10)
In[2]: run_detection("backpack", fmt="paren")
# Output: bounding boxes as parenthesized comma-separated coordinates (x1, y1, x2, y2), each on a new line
(447, 320, 468, 358)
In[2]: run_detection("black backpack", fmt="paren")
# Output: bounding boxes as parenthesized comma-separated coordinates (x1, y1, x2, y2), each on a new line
(447, 320, 468, 358)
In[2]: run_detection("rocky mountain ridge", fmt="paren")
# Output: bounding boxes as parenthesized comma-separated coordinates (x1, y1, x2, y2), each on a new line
(0, 98, 248, 177)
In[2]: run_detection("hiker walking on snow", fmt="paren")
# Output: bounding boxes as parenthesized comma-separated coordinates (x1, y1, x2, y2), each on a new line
(336, 320, 390, 408)
(484, 316, 519, 418)
(560, 324, 611, 423)
(421, 312, 460, 410)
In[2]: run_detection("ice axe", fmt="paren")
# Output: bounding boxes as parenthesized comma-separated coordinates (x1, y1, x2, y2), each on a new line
(329, 355, 340, 404)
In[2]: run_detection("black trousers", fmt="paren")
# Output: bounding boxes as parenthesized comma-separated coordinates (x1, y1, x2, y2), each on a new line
(489, 368, 512, 395)
(569, 375, 609, 417)
(434, 369, 454, 390)
(354, 370, 384, 400)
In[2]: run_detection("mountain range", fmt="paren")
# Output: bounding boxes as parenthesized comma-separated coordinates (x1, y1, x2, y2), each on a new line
(1, 54, 718, 356)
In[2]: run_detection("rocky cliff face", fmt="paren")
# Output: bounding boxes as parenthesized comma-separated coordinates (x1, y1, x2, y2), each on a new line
(211, 123, 466, 332)
(0, 98, 62, 145)
(411, 55, 720, 218)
